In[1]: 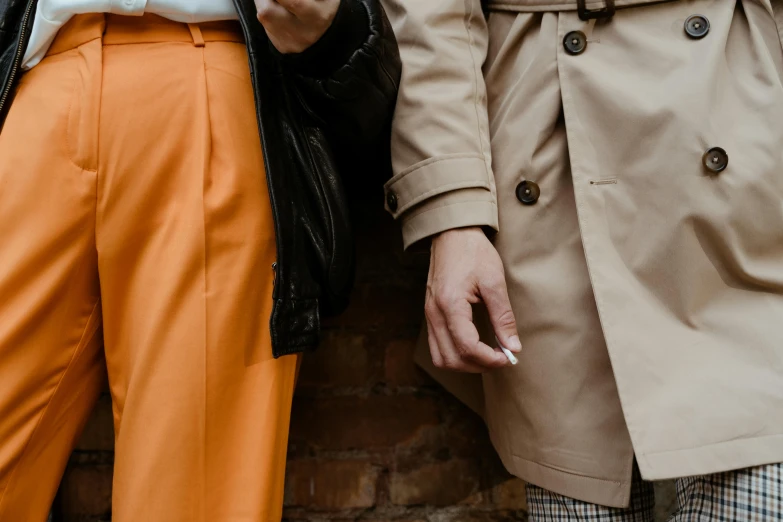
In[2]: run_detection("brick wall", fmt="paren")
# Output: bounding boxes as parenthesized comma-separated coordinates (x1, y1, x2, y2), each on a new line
(52, 190, 529, 522)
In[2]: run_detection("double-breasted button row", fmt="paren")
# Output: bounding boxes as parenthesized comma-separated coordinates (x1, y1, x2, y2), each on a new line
(564, 14, 709, 55)
(515, 147, 727, 207)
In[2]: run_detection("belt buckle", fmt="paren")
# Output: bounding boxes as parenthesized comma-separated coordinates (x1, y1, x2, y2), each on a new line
(577, 0, 615, 20)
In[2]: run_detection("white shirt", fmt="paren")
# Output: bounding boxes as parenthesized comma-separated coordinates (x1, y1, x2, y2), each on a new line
(23, 0, 239, 68)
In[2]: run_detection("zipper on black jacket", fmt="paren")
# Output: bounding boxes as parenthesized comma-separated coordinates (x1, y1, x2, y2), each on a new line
(230, 0, 284, 305)
(0, 0, 35, 118)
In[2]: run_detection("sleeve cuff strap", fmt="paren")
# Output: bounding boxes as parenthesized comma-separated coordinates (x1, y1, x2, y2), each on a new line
(384, 154, 491, 216)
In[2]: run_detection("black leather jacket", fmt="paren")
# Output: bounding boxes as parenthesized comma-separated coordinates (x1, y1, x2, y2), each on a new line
(0, 0, 401, 357)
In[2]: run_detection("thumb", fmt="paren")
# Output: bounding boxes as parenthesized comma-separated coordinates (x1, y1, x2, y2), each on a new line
(480, 273, 521, 353)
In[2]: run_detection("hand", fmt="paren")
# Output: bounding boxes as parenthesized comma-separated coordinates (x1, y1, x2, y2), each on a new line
(425, 227, 521, 373)
(256, 0, 341, 54)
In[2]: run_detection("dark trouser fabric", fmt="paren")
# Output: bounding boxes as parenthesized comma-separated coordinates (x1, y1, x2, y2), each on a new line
(525, 463, 782, 521)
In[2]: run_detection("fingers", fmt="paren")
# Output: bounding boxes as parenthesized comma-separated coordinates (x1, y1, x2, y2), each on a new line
(479, 264, 522, 353)
(274, 0, 319, 18)
(425, 294, 488, 373)
(256, 0, 337, 53)
(425, 315, 444, 369)
(260, 0, 332, 24)
(256, 0, 296, 24)
(425, 289, 507, 372)
(442, 299, 509, 369)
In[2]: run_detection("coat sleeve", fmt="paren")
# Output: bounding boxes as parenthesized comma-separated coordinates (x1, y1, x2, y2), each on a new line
(274, 0, 401, 149)
(380, 0, 498, 249)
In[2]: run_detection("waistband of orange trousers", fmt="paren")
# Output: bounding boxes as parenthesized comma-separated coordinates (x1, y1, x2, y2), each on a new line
(47, 13, 245, 57)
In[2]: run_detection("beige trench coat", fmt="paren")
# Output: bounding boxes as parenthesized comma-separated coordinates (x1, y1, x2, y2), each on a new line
(381, 0, 783, 508)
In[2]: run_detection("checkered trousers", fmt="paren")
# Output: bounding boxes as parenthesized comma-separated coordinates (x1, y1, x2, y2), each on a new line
(525, 463, 782, 521)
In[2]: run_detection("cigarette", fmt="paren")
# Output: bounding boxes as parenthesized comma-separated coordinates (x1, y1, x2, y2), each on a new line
(495, 337, 519, 365)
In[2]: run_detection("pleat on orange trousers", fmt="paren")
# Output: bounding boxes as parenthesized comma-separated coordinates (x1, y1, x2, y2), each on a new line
(0, 13, 300, 522)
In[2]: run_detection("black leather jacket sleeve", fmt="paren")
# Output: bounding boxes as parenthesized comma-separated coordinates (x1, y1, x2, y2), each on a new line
(273, 0, 401, 148)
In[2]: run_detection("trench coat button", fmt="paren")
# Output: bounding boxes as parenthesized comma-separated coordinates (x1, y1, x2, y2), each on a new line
(703, 147, 728, 173)
(516, 180, 540, 205)
(684, 15, 710, 39)
(386, 191, 398, 211)
(564, 31, 587, 55)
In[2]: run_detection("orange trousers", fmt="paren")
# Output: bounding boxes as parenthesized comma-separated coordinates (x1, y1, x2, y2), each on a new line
(0, 14, 300, 522)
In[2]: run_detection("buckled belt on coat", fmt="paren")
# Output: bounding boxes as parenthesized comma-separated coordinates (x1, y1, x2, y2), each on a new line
(577, 0, 614, 19)
(483, 0, 675, 15)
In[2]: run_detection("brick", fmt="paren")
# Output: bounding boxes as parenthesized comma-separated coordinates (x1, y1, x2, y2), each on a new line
(391, 459, 481, 506)
(350, 201, 430, 274)
(58, 465, 112, 517)
(440, 409, 490, 458)
(353, 206, 407, 273)
(284, 460, 378, 509)
(490, 478, 527, 511)
(384, 337, 428, 387)
(297, 332, 381, 388)
(75, 395, 114, 452)
(323, 281, 424, 329)
(289, 395, 439, 451)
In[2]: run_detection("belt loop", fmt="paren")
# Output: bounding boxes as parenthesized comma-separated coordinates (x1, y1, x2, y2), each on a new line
(187, 23, 205, 47)
(577, 0, 615, 21)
